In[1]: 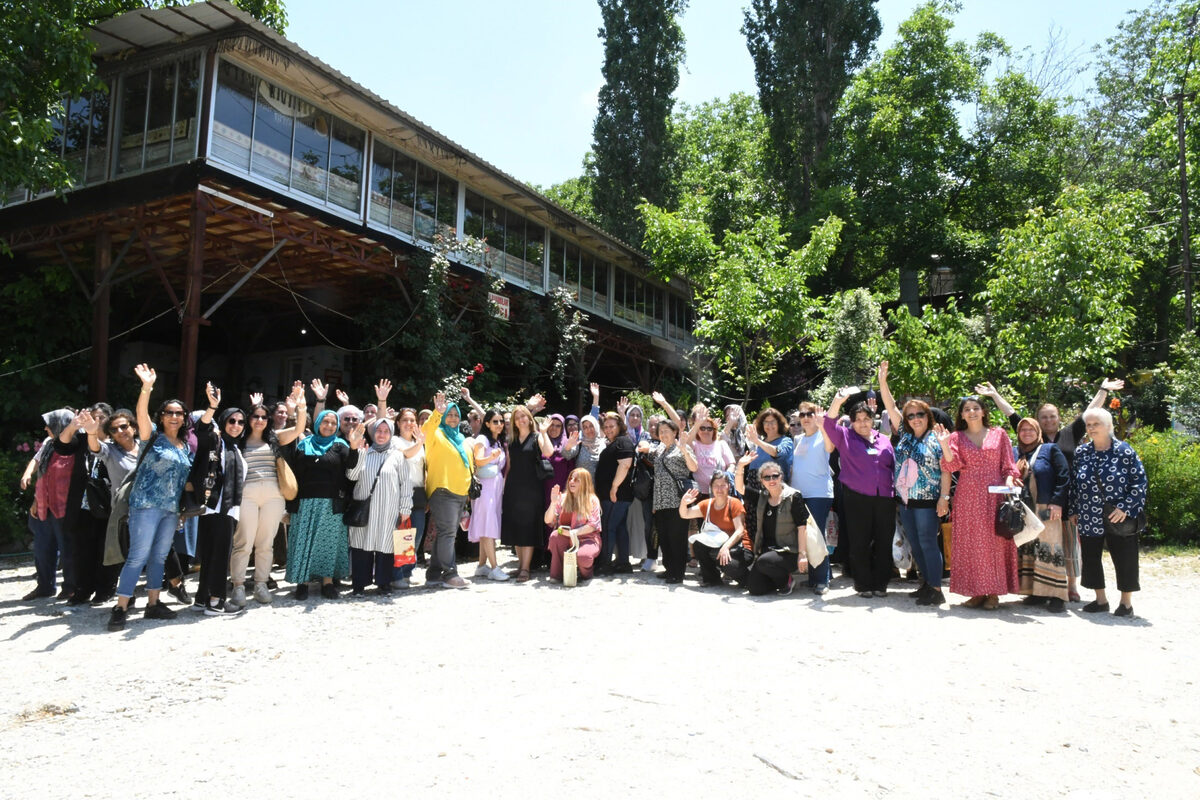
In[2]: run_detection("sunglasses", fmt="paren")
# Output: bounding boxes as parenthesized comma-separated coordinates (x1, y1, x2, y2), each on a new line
(789, 422, 802, 428)
(905, 411, 927, 420)
(342, 416, 361, 423)
(760, 473, 782, 481)
(111, 423, 131, 432)
(226, 418, 245, 426)
(162, 410, 185, 418)
(699, 426, 715, 432)
(798, 411, 816, 418)
(250, 414, 269, 421)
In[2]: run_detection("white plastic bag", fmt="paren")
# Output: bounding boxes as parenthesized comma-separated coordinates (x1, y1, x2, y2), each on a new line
(892, 519, 913, 571)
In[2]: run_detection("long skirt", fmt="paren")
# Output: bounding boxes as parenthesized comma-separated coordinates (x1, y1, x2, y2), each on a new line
(285, 497, 350, 583)
(1017, 504, 1068, 601)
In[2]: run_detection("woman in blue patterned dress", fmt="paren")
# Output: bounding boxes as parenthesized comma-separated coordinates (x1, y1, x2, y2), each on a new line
(1070, 408, 1147, 618)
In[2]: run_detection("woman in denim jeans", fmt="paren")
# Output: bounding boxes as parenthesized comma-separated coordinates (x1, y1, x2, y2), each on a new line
(879, 362, 950, 606)
(109, 364, 207, 632)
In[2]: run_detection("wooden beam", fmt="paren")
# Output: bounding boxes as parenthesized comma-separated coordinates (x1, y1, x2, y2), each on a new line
(178, 195, 205, 403)
(90, 230, 111, 400)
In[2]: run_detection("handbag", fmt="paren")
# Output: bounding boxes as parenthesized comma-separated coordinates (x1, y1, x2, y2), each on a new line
(1093, 474, 1146, 537)
(392, 525, 417, 568)
(534, 453, 555, 481)
(276, 455, 298, 501)
(632, 454, 654, 501)
(562, 528, 580, 587)
(995, 494, 1025, 538)
(344, 454, 388, 527)
(469, 473, 483, 500)
(803, 504, 827, 567)
(84, 457, 112, 520)
(688, 502, 729, 549)
(179, 489, 207, 520)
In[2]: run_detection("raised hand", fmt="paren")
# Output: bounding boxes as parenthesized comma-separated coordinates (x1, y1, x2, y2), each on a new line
(933, 422, 952, 448)
(249, 392, 263, 407)
(346, 422, 366, 448)
(375, 379, 392, 403)
(681, 487, 699, 505)
(537, 417, 552, 435)
(205, 381, 221, 409)
(616, 395, 629, 416)
(526, 393, 546, 413)
(134, 363, 156, 388)
(565, 430, 580, 449)
(651, 390, 667, 407)
(433, 391, 447, 414)
(78, 409, 100, 435)
(738, 450, 755, 468)
(1101, 378, 1125, 392)
(550, 484, 562, 503)
(335, 388, 350, 406)
(460, 385, 472, 400)
(974, 381, 998, 398)
(310, 378, 328, 401)
(385, 406, 398, 420)
(589, 382, 600, 401)
(878, 361, 889, 384)
(745, 424, 761, 444)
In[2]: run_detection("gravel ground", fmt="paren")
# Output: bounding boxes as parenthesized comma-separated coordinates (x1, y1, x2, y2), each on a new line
(1, 552, 1198, 799)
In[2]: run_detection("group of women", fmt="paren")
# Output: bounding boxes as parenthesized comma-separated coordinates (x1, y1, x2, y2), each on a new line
(19, 362, 1149, 630)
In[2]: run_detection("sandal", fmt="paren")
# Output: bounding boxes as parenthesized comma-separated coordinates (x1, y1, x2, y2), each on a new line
(981, 595, 1000, 610)
(515, 569, 531, 584)
(962, 595, 986, 608)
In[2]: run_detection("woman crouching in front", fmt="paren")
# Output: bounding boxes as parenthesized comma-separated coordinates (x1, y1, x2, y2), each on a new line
(544, 468, 603, 583)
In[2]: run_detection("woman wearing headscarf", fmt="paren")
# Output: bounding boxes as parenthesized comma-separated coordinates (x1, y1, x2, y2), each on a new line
(1011, 417, 1070, 613)
(721, 404, 750, 461)
(287, 408, 363, 600)
(190, 407, 249, 615)
(501, 404, 554, 583)
(23, 408, 83, 601)
(421, 392, 474, 589)
(469, 408, 508, 581)
(542, 413, 578, 558)
(639, 419, 698, 583)
(566, 414, 605, 478)
(346, 417, 413, 595)
(393, 407, 426, 588)
(108, 365, 205, 631)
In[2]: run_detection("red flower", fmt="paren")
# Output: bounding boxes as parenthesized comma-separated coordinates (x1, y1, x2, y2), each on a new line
(1110, 397, 1121, 410)
(466, 375, 475, 384)
(474, 363, 484, 374)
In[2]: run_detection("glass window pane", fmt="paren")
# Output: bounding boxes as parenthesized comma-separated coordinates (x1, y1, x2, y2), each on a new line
(63, 96, 88, 184)
(291, 104, 329, 200)
(143, 63, 176, 169)
(251, 77, 293, 187)
(503, 211, 525, 281)
(564, 243, 581, 297)
(328, 117, 362, 211)
(173, 57, 200, 163)
(369, 142, 393, 226)
(212, 61, 255, 170)
(115, 69, 148, 175)
(548, 234, 564, 286)
(483, 200, 505, 270)
(435, 174, 456, 232)
(594, 259, 609, 312)
(85, 87, 110, 184)
(463, 189, 485, 239)
(390, 152, 416, 234)
(414, 162, 438, 241)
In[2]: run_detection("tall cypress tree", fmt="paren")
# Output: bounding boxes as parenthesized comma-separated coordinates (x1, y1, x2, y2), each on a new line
(591, 0, 687, 246)
(743, 0, 880, 217)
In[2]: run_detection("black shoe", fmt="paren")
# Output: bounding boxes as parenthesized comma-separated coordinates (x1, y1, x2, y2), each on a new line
(664, 576, 683, 585)
(107, 606, 127, 631)
(144, 602, 178, 620)
(91, 592, 115, 605)
(613, 561, 633, 574)
(376, 584, 392, 596)
(56, 587, 73, 600)
(66, 591, 91, 606)
(293, 583, 309, 600)
(22, 588, 53, 601)
(320, 583, 339, 599)
(166, 581, 191, 605)
(1046, 598, 1067, 614)
(1113, 604, 1134, 617)
(1082, 600, 1110, 613)
(266, 577, 279, 590)
(1023, 595, 1048, 606)
(126, 595, 138, 613)
(918, 588, 946, 606)
(908, 583, 927, 598)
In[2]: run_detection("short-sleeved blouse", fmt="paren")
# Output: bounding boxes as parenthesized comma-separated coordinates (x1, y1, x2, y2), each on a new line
(129, 434, 193, 511)
(650, 441, 693, 512)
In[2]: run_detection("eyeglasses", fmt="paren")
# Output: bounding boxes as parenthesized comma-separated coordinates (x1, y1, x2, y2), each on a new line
(250, 414, 269, 421)
(111, 423, 131, 432)
(799, 411, 816, 418)
(905, 411, 927, 420)
(488, 418, 503, 425)
(789, 422, 802, 428)
(699, 426, 715, 432)
(760, 473, 782, 481)
(162, 410, 185, 418)
(342, 416, 361, 423)
(226, 418, 245, 426)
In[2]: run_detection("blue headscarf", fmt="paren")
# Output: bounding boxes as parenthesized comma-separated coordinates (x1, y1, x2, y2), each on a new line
(439, 403, 470, 469)
(298, 409, 347, 457)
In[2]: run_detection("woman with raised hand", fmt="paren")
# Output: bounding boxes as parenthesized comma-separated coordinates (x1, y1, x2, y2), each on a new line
(230, 382, 306, 607)
(469, 408, 508, 581)
(542, 414, 578, 551)
(738, 408, 794, 546)
(23, 408, 82, 602)
(421, 392, 475, 589)
(787, 402, 835, 595)
(1070, 408, 1147, 618)
(878, 362, 950, 606)
(346, 417, 412, 595)
(190, 404, 249, 616)
(80, 406, 140, 604)
(1011, 417, 1070, 613)
(721, 404, 750, 461)
(108, 364, 202, 631)
(639, 419, 698, 584)
(545, 467, 604, 582)
(501, 405, 554, 583)
(392, 407, 426, 588)
(677, 473, 746, 587)
(935, 395, 1022, 610)
(287, 408, 363, 600)
(593, 411, 635, 575)
(568, 414, 605, 479)
(823, 388, 896, 599)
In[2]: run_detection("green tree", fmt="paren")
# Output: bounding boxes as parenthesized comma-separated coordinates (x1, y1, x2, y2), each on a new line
(742, 0, 881, 218)
(877, 298, 990, 406)
(591, 0, 687, 245)
(809, 287, 884, 405)
(982, 187, 1153, 405)
(0, 0, 287, 196)
(1165, 331, 1200, 435)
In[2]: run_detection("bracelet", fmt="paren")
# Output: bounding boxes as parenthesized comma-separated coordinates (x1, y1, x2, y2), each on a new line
(140, 388, 152, 394)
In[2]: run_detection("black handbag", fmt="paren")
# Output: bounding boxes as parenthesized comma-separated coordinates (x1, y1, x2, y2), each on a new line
(1093, 475, 1146, 537)
(632, 454, 654, 501)
(84, 457, 112, 520)
(469, 474, 482, 500)
(534, 456, 555, 481)
(344, 456, 387, 527)
(995, 494, 1025, 539)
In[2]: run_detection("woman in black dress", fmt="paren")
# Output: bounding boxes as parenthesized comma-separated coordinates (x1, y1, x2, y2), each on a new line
(501, 405, 553, 583)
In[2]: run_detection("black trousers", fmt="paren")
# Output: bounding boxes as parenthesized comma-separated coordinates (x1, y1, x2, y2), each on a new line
(747, 549, 799, 596)
(654, 509, 689, 580)
(692, 541, 726, 584)
(641, 498, 658, 559)
(350, 547, 394, 591)
(1080, 533, 1139, 593)
(841, 486, 895, 592)
(71, 513, 119, 600)
(195, 514, 235, 605)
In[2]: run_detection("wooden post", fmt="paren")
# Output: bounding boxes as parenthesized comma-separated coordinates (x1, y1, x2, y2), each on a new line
(178, 195, 205, 403)
(91, 230, 111, 400)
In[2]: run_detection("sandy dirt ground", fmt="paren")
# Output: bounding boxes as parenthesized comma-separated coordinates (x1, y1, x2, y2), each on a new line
(1, 552, 1198, 799)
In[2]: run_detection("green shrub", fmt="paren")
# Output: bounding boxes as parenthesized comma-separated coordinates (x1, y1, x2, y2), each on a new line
(1125, 427, 1200, 546)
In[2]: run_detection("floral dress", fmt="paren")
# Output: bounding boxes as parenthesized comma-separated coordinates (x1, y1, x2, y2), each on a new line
(941, 427, 1021, 597)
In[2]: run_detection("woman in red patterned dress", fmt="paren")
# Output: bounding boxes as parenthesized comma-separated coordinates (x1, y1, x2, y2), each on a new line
(935, 396, 1022, 610)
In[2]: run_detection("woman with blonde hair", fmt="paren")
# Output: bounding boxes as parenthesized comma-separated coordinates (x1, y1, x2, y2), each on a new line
(544, 467, 603, 582)
(501, 404, 554, 583)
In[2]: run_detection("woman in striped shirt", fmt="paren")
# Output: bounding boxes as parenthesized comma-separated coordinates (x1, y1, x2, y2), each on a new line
(347, 418, 413, 595)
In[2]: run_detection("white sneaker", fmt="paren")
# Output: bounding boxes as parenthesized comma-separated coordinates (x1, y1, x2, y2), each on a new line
(253, 582, 272, 604)
(474, 564, 491, 578)
(489, 566, 510, 581)
(394, 577, 410, 589)
(641, 558, 656, 572)
(230, 584, 247, 608)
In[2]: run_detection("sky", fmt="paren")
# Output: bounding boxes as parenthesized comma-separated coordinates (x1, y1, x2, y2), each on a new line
(282, 0, 1142, 189)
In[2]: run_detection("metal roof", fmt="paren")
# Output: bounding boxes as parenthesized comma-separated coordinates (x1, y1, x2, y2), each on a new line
(86, 0, 668, 283)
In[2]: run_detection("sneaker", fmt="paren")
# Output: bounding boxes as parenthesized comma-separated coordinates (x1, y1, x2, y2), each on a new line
(320, 583, 339, 600)
(425, 576, 445, 588)
(204, 600, 243, 617)
(144, 602, 178, 621)
(445, 575, 468, 589)
(230, 584, 247, 608)
(918, 588, 945, 606)
(858, 590, 873, 598)
(873, 590, 888, 598)
(489, 566, 510, 581)
(189, 600, 207, 613)
(394, 577, 411, 589)
(812, 583, 828, 596)
(474, 564, 492, 578)
(782, 575, 794, 596)
(107, 606, 127, 631)
(166, 581, 190, 605)
(293, 583, 309, 600)
(640, 558, 656, 572)
(253, 582, 272, 604)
